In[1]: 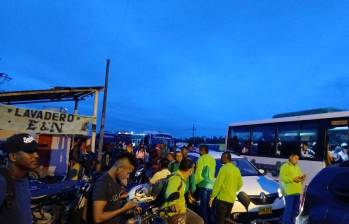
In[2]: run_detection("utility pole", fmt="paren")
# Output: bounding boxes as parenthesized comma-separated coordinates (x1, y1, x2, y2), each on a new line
(98, 59, 111, 162)
(192, 124, 196, 139)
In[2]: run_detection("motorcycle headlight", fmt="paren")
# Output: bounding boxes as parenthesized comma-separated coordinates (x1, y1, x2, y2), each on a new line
(296, 214, 309, 224)
(277, 188, 283, 198)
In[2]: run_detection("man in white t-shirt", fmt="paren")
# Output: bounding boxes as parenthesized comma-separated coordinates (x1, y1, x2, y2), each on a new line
(150, 158, 171, 184)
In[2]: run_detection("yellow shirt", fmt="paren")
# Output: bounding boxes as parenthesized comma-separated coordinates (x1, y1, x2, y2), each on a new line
(211, 162, 243, 203)
(279, 162, 303, 195)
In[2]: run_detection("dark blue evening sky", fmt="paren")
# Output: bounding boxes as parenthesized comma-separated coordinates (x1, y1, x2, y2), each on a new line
(1, 0, 349, 137)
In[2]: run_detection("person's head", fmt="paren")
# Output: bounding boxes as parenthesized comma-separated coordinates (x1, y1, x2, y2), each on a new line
(181, 146, 189, 158)
(221, 152, 231, 164)
(139, 146, 145, 152)
(199, 145, 209, 156)
(179, 158, 194, 178)
(160, 158, 170, 170)
(288, 152, 300, 165)
(302, 142, 308, 150)
(175, 151, 183, 163)
(5, 133, 40, 172)
(187, 143, 193, 149)
(167, 152, 175, 162)
(111, 152, 137, 185)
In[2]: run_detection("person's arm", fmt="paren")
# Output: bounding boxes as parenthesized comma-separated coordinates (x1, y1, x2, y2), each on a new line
(209, 166, 225, 207)
(195, 158, 204, 185)
(211, 166, 225, 199)
(187, 173, 196, 194)
(149, 172, 160, 184)
(93, 200, 137, 223)
(279, 164, 293, 183)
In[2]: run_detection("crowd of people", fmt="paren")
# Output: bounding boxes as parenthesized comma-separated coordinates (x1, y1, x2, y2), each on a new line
(0, 134, 246, 224)
(0, 133, 311, 224)
(81, 141, 245, 224)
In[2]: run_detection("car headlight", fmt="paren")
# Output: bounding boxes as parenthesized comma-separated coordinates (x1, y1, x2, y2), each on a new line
(277, 188, 283, 198)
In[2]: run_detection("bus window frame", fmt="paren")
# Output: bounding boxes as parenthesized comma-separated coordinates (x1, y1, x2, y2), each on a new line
(325, 119, 349, 165)
(229, 121, 325, 161)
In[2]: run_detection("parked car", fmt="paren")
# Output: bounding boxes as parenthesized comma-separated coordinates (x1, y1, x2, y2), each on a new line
(296, 161, 349, 224)
(189, 151, 285, 223)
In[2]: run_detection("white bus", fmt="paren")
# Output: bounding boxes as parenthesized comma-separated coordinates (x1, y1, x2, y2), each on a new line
(226, 110, 349, 185)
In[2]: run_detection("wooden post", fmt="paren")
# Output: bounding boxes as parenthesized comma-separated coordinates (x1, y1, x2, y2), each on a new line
(91, 90, 99, 153)
(98, 59, 111, 162)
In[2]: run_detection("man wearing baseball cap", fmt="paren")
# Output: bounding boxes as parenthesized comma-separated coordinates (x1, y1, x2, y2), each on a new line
(0, 133, 40, 224)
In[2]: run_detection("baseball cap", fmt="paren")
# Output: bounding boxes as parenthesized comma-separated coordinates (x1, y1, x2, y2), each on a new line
(4, 133, 38, 154)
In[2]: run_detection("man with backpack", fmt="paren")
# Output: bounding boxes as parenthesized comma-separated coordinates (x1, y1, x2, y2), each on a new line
(0, 133, 40, 224)
(92, 152, 139, 224)
(163, 158, 203, 224)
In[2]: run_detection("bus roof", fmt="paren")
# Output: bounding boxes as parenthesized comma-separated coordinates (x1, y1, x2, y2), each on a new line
(230, 111, 349, 127)
(143, 131, 172, 136)
(272, 107, 345, 118)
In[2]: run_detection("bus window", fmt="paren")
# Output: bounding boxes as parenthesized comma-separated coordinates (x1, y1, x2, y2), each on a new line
(228, 127, 250, 154)
(300, 124, 320, 160)
(252, 126, 276, 156)
(327, 126, 349, 164)
(277, 124, 300, 158)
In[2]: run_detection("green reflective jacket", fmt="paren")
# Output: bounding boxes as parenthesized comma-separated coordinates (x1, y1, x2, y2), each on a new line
(195, 154, 216, 189)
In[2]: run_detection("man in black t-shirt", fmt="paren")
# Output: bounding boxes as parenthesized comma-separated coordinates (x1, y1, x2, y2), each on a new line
(92, 153, 138, 224)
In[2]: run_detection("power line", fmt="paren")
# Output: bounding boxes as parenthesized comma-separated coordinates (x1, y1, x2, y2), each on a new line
(109, 0, 132, 58)
(0, 73, 12, 91)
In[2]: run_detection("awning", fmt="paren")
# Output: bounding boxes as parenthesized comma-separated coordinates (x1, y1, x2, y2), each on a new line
(0, 86, 104, 104)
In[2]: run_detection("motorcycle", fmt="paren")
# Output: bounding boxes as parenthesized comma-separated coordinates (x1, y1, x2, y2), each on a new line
(30, 179, 86, 224)
(126, 183, 179, 224)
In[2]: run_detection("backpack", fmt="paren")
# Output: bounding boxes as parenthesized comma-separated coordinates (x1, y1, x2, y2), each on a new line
(151, 173, 183, 207)
(0, 168, 15, 212)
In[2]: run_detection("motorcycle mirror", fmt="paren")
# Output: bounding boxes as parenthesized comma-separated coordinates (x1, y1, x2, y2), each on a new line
(259, 169, 265, 175)
(166, 192, 180, 202)
(237, 191, 250, 211)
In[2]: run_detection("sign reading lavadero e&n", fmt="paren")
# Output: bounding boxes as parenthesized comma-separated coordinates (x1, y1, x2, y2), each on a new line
(0, 104, 94, 135)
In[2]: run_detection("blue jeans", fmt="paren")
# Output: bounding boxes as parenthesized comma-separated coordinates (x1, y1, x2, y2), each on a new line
(197, 187, 212, 224)
(282, 194, 300, 224)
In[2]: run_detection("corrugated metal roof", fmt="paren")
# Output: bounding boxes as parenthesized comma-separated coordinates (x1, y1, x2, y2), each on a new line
(0, 86, 103, 104)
